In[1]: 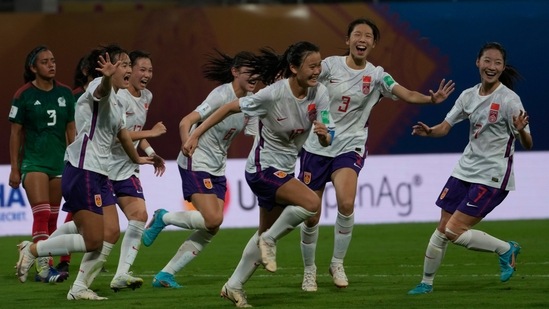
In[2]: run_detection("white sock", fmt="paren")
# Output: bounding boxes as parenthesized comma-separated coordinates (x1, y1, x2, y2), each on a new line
(36, 234, 87, 256)
(421, 229, 448, 285)
(263, 206, 316, 243)
(163, 211, 206, 230)
(227, 231, 260, 289)
(453, 229, 510, 254)
(300, 223, 318, 268)
(49, 221, 78, 238)
(73, 241, 113, 290)
(115, 220, 145, 276)
(331, 211, 354, 264)
(162, 230, 213, 274)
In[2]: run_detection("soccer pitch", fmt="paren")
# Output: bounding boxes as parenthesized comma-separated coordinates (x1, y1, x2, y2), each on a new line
(2, 220, 548, 308)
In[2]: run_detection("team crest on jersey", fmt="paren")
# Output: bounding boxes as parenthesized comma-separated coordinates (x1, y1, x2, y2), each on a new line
(94, 194, 102, 207)
(362, 76, 372, 95)
(303, 172, 312, 184)
(439, 188, 449, 200)
(203, 178, 213, 189)
(58, 97, 66, 107)
(488, 102, 500, 123)
(307, 103, 317, 122)
(273, 170, 287, 178)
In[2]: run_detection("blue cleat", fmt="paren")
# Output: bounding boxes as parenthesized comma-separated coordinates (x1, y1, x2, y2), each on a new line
(152, 271, 182, 288)
(142, 209, 168, 247)
(408, 282, 433, 295)
(35, 266, 69, 283)
(499, 241, 521, 282)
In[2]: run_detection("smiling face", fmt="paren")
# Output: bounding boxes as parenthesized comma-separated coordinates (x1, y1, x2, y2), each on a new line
(476, 48, 505, 87)
(346, 23, 376, 63)
(31, 50, 56, 81)
(129, 57, 153, 95)
(292, 51, 322, 89)
(111, 53, 132, 92)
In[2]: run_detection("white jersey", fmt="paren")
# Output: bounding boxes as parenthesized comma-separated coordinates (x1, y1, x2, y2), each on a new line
(65, 77, 125, 175)
(177, 83, 253, 176)
(108, 88, 153, 180)
(303, 56, 398, 157)
(241, 79, 331, 174)
(445, 83, 530, 191)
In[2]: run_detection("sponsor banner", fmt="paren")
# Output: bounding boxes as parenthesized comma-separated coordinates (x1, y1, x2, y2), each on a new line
(1, 152, 547, 236)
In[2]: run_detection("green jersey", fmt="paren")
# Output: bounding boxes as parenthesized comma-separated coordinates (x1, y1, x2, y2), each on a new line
(8, 81, 75, 175)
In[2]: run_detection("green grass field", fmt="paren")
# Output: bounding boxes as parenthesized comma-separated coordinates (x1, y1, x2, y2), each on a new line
(2, 220, 548, 308)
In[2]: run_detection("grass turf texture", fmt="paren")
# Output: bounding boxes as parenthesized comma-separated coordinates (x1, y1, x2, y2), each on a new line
(2, 220, 548, 308)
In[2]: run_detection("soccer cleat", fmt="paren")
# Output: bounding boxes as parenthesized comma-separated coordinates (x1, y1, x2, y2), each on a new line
(302, 266, 318, 292)
(258, 235, 277, 272)
(67, 287, 108, 300)
(55, 261, 70, 273)
(408, 282, 433, 295)
(329, 263, 349, 288)
(16, 241, 35, 283)
(221, 282, 252, 308)
(152, 271, 182, 288)
(35, 266, 69, 283)
(142, 209, 168, 247)
(499, 241, 521, 282)
(110, 272, 144, 292)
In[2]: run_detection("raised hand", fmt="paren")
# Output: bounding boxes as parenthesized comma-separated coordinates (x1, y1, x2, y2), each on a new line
(429, 79, 455, 104)
(513, 110, 529, 131)
(95, 52, 120, 77)
(150, 121, 167, 137)
(411, 121, 432, 136)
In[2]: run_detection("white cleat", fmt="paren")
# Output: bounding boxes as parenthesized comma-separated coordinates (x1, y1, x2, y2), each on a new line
(110, 272, 144, 292)
(221, 283, 252, 308)
(258, 236, 277, 272)
(329, 263, 349, 288)
(16, 241, 35, 283)
(302, 266, 318, 292)
(67, 286, 108, 300)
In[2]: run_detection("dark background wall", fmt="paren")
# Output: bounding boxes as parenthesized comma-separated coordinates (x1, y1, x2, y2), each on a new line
(1, 1, 546, 165)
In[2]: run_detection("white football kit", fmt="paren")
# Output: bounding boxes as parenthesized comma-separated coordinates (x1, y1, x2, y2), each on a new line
(177, 83, 254, 176)
(240, 78, 331, 174)
(65, 77, 125, 175)
(445, 83, 530, 191)
(108, 88, 153, 181)
(303, 56, 398, 158)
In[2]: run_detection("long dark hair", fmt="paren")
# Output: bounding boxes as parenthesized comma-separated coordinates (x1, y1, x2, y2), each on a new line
(73, 55, 90, 89)
(86, 44, 128, 79)
(477, 42, 522, 90)
(202, 49, 257, 84)
(24, 45, 49, 83)
(256, 41, 320, 85)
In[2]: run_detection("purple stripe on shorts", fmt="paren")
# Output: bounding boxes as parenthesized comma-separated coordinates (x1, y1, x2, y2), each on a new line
(85, 168, 92, 208)
(500, 154, 513, 190)
(78, 134, 89, 169)
(187, 156, 192, 171)
(254, 120, 265, 173)
(89, 101, 99, 141)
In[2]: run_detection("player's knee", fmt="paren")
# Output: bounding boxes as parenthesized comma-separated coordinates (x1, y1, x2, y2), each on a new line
(204, 215, 223, 231)
(103, 225, 120, 244)
(444, 227, 460, 242)
(300, 193, 321, 212)
(338, 199, 354, 216)
(84, 238, 103, 252)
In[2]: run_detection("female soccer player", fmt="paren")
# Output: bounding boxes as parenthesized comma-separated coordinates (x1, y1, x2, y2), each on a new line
(9, 45, 76, 283)
(142, 50, 259, 288)
(407, 42, 532, 295)
(16, 45, 153, 301)
(297, 18, 455, 291)
(183, 41, 333, 307)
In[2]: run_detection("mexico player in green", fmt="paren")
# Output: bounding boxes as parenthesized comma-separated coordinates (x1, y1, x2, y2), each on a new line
(8, 45, 75, 283)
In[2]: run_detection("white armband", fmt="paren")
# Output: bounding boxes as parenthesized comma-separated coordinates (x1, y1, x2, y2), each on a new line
(144, 146, 155, 156)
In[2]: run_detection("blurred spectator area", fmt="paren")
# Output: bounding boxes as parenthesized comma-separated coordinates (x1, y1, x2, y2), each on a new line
(4, 0, 379, 13)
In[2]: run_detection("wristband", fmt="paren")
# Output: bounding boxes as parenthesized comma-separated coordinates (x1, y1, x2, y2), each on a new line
(144, 146, 155, 156)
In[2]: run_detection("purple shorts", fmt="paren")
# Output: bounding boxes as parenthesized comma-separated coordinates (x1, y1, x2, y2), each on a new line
(435, 176, 509, 218)
(111, 175, 145, 200)
(179, 166, 227, 202)
(245, 167, 294, 211)
(298, 149, 365, 190)
(61, 162, 116, 215)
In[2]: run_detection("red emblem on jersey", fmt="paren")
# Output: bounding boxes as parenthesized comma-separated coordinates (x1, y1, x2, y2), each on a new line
(203, 178, 213, 189)
(489, 102, 500, 123)
(307, 103, 317, 122)
(362, 76, 372, 95)
(94, 194, 102, 207)
(273, 170, 287, 178)
(303, 172, 312, 185)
